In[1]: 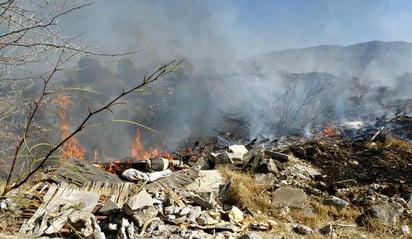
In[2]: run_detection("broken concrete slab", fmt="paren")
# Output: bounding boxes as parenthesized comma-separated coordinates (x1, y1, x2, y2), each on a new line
(189, 192, 217, 210)
(124, 190, 154, 215)
(129, 206, 159, 227)
(97, 199, 121, 215)
(211, 145, 248, 165)
(227, 145, 248, 161)
(272, 187, 306, 208)
(186, 169, 225, 193)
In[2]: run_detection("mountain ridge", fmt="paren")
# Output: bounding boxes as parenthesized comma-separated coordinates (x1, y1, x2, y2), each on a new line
(244, 41, 412, 79)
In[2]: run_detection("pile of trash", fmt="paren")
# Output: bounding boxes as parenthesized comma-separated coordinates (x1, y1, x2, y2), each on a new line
(1, 114, 412, 238)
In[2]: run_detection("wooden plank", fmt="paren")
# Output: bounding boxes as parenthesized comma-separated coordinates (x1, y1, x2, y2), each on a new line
(19, 185, 99, 235)
(51, 158, 122, 187)
(144, 167, 200, 191)
(43, 187, 99, 234)
(19, 185, 58, 235)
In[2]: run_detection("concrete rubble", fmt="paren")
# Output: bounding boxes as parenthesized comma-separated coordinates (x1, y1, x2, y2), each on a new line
(1, 122, 412, 238)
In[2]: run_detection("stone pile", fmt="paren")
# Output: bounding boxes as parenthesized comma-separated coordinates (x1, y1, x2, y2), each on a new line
(1, 129, 412, 238)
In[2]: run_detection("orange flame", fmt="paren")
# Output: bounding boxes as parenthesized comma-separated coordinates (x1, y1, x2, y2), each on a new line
(131, 128, 164, 160)
(56, 93, 86, 162)
(323, 123, 340, 137)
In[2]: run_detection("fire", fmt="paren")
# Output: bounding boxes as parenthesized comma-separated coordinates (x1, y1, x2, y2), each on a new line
(131, 128, 165, 159)
(56, 93, 86, 162)
(323, 123, 340, 137)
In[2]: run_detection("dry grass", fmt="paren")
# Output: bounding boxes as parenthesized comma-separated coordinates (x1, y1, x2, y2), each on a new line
(215, 165, 405, 237)
(0, 171, 45, 233)
(385, 136, 412, 154)
(217, 165, 272, 213)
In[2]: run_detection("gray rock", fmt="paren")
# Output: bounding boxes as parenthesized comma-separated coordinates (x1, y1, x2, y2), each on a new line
(106, 223, 117, 232)
(360, 202, 405, 227)
(293, 224, 314, 235)
(152, 224, 173, 237)
(214, 152, 233, 165)
(402, 224, 410, 235)
(97, 199, 121, 215)
(189, 192, 217, 210)
(254, 173, 276, 186)
(165, 214, 176, 220)
(179, 206, 191, 216)
(229, 206, 244, 224)
(215, 232, 226, 239)
(323, 196, 350, 210)
(164, 205, 177, 215)
(188, 206, 202, 222)
(190, 230, 212, 239)
(197, 214, 220, 225)
(124, 190, 154, 215)
(68, 211, 105, 239)
(256, 158, 280, 174)
(129, 206, 159, 227)
(407, 193, 412, 209)
(317, 223, 333, 235)
(370, 202, 404, 227)
(239, 232, 263, 239)
(272, 187, 306, 208)
(267, 158, 280, 174)
(174, 215, 188, 225)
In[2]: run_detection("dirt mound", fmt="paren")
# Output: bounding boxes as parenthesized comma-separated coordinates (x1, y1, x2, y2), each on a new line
(288, 135, 412, 197)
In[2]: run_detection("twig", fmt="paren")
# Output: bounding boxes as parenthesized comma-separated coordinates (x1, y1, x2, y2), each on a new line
(3, 50, 64, 196)
(2, 60, 182, 196)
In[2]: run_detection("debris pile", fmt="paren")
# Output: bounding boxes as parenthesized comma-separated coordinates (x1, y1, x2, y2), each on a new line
(1, 114, 412, 238)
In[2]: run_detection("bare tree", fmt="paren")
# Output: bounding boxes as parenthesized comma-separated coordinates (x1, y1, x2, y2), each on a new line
(272, 73, 329, 136)
(0, 1, 179, 196)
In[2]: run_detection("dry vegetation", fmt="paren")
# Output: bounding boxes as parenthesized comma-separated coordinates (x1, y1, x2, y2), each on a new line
(217, 165, 272, 212)
(216, 154, 411, 238)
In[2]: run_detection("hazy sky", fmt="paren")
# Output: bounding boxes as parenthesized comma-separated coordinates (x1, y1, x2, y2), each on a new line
(61, 0, 412, 59)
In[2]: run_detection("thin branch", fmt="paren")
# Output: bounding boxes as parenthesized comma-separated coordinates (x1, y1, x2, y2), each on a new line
(3, 60, 181, 195)
(3, 50, 64, 194)
(0, 3, 93, 39)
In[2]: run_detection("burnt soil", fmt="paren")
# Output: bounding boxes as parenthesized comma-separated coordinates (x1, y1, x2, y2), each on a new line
(287, 135, 412, 198)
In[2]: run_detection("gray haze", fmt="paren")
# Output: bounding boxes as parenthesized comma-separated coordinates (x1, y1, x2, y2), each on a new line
(50, 2, 412, 160)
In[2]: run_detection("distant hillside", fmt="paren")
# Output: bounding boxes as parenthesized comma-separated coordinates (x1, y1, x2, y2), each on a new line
(245, 41, 412, 80)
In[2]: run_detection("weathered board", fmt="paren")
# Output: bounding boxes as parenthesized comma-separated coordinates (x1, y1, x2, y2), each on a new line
(145, 167, 200, 192)
(59, 181, 137, 205)
(50, 157, 123, 186)
(19, 185, 99, 235)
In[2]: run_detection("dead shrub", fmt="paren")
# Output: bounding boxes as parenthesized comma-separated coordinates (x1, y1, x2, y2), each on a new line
(217, 166, 272, 212)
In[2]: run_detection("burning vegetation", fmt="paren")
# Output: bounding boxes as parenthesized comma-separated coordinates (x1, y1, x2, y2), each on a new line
(56, 93, 86, 162)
